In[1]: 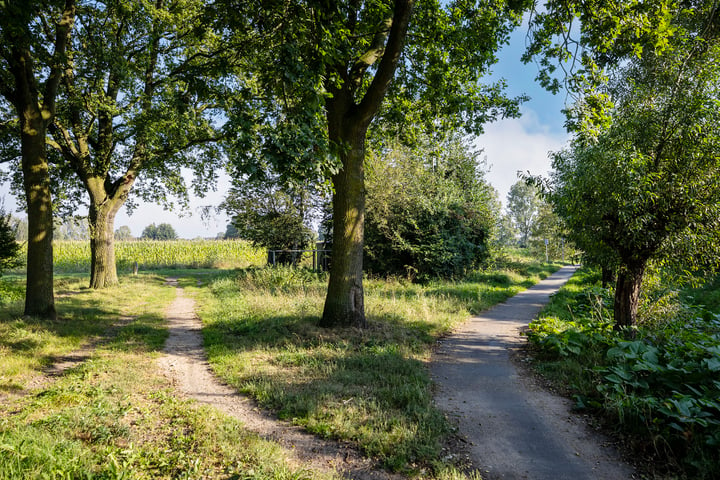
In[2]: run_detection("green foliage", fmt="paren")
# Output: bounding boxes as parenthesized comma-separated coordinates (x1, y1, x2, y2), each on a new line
(0, 209, 21, 275)
(548, 24, 720, 326)
(221, 171, 320, 259)
(141, 223, 178, 241)
(528, 268, 720, 478)
(364, 137, 497, 281)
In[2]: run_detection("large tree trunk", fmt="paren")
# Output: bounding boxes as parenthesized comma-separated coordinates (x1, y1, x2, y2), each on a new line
(613, 262, 645, 330)
(88, 200, 122, 288)
(321, 124, 367, 328)
(86, 176, 134, 289)
(21, 110, 56, 320)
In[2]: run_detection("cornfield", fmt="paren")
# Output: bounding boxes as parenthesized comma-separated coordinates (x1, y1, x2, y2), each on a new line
(46, 239, 266, 273)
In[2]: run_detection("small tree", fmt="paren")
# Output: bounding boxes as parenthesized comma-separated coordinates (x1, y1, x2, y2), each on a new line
(221, 171, 319, 265)
(141, 223, 177, 241)
(0, 208, 21, 275)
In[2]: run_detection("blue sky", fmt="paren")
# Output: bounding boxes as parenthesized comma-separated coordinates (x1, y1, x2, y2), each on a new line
(478, 22, 570, 207)
(1, 20, 571, 239)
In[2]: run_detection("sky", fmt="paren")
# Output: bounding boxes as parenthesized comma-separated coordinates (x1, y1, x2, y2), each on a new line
(0, 20, 571, 239)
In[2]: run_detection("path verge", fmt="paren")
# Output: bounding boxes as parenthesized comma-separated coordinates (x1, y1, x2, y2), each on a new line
(157, 278, 402, 480)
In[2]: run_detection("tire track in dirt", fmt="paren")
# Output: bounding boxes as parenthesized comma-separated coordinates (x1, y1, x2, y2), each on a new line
(157, 278, 403, 480)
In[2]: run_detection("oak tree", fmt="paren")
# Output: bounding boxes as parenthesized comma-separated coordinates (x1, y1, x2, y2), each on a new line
(232, 0, 529, 327)
(0, 0, 76, 319)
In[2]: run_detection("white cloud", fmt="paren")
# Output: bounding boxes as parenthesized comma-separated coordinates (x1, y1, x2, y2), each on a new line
(475, 108, 569, 207)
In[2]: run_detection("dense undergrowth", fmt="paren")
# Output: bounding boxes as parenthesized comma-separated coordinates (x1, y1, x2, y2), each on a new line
(526, 268, 720, 479)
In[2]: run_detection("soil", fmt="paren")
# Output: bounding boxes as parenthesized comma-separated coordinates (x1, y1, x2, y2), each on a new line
(156, 270, 637, 480)
(156, 278, 403, 480)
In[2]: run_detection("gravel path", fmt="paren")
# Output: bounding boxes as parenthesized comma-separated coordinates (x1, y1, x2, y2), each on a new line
(432, 266, 635, 480)
(157, 278, 402, 480)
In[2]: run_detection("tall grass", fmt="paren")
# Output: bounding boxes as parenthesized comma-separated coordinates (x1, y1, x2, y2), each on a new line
(191, 257, 561, 475)
(0, 274, 334, 480)
(47, 239, 266, 273)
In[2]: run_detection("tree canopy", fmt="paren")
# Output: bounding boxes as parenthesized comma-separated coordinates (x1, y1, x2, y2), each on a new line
(364, 135, 497, 281)
(141, 223, 178, 241)
(550, 31, 720, 328)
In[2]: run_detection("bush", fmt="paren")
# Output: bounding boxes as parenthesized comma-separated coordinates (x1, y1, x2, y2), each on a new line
(0, 209, 21, 275)
(364, 138, 496, 281)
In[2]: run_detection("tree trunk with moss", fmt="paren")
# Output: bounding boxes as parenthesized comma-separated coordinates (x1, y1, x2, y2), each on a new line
(321, 122, 368, 328)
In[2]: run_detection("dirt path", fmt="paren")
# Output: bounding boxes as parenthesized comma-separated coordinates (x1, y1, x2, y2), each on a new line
(432, 266, 635, 480)
(157, 278, 402, 480)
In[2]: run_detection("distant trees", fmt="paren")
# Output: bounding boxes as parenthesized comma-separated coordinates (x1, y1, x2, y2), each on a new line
(505, 181, 542, 247)
(364, 137, 496, 281)
(114, 226, 134, 241)
(141, 223, 178, 241)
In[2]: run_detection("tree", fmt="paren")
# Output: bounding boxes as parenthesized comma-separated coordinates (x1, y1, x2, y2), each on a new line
(54, 217, 88, 240)
(9, 216, 28, 242)
(234, 0, 528, 328)
(114, 226, 133, 241)
(0, 0, 76, 319)
(364, 136, 496, 280)
(221, 171, 318, 265)
(141, 223, 178, 241)
(550, 37, 720, 329)
(506, 181, 542, 247)
(40, 0, 237, 288)
(0, 207, 21, 275)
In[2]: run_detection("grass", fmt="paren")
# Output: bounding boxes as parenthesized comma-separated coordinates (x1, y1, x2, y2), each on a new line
(0, 273, 335, 480)
(1, 247, 562, 479)
(525, 267, 720, 479)
(190, 254, 562, 475)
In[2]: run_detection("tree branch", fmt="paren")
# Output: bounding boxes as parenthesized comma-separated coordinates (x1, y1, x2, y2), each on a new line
(42, 0, 76, 122)
(356, 0, 413, 126)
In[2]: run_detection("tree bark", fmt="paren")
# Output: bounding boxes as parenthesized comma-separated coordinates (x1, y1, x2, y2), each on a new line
(613, 262, 645, 330)
(319, 0, 413, 329)
(321, 124, 368, 328)
(86, 176, 134, 289)
(20, 107, 56, 319)
(88, 201, 120, 288)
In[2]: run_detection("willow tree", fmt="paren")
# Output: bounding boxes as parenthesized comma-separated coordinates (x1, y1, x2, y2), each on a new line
(531, 1, 720, 328)
(0, 0, 76, 319)
(230, 0, 529, 328)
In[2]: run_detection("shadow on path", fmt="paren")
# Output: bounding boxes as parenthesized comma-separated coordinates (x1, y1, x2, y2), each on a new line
(432, 266, 635, 480)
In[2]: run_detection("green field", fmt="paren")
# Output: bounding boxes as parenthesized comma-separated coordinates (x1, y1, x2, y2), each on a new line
(11, 239, 267, 274)
(1, 245, 561, 479)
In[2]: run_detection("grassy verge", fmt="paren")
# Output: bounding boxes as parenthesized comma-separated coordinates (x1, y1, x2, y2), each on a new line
(190, 255, 561, 476)
(0, 274, 334, 480)
(526, 268, 720, 479)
